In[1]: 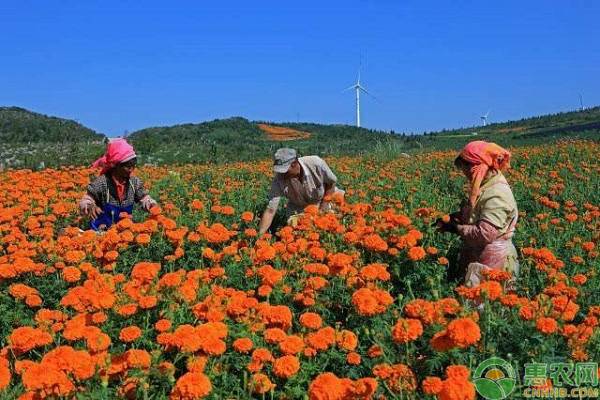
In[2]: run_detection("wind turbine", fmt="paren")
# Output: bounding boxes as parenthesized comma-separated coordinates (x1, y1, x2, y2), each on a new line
(343, 67, 375, 127)
(480, 109, 491, 126)
(579, 93, 585, 111)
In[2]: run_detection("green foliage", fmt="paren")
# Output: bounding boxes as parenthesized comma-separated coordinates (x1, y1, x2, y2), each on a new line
(0, 107, 104, 143)
(0, 106, 599, 170)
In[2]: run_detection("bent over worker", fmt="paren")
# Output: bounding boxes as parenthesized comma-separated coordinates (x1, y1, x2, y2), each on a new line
(258, 148, 344, 236)
(436, 140, 519, 288)
(79, 138, 157, 231)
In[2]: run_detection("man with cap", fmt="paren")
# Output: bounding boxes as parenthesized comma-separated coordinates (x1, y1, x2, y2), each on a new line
(258, 148, 343, 236)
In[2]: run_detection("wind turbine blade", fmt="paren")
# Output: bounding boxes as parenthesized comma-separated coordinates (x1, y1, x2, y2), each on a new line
(342, 84, 356, 92)
(359, 86, 379, 102)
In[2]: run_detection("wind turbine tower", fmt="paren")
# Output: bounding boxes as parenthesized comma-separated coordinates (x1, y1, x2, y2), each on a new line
(344, 68, 374, 128)
(480, 110, 491, 127)
(579, 94, 585, 111)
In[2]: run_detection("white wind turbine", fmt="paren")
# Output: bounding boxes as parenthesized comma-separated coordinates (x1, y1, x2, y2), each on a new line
(343, 67, 375, 127)
(480, 109, 491, 126)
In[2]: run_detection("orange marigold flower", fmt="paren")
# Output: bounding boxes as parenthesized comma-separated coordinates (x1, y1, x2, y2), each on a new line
(9, 284, 38, 300)
(119, 326, 142, 343)
(446, 318, 481, 348)
(25, 294, 42, 308)
(138, 295, 158, 309)
(351, 287, 393, 316)
(117, 303, 138, 317)
(241, 211, 254, 222)
(170, 372, 212, 399)
(422, 376, 443, 395)
(407, 246, 426, 261)
(299, 312, 323, 330)
(571, 255, 584, 264)
(131, 262, 161, 283)
(0, 362, 10, 390)
(64, 250, 86, 264)
(336, 330, 358, 351)
(368, 345, 383, 358)
(446, 365, 471, 380)
(308, 372, 351, 400)
(190, 199, 204, 211)
(430, 331, 454, 352)
(264, 328, 287, 344)
(255, 244, 276, 263)
(187, 356, 208, 373)
(155, 319, 172, 332)
(22, 363, 75, 396)
(233, 338, 254, 354)
(85, 331, 111, 353)
(306, 327, 336, 352)
(9, 326, 53, 354)
(62, 266, 81, 283)
(91, 312, 107, 324)
(273, 355, 300, 379)
(279, 335, 304, 355)
(250, 372, 275, 394)
(346, 352, 361, 365)
(359, 263, 390, 281)
(392, 318, 423, 344)
(135, 233, 151, 245)
(362, 234, 388, 252)
(572, 274, 587, 285)
(372, 363, 417, 392)
(125, 349, 151, 369)
(251, 348, 274, 364)
(536, 317, 558, 335)
(104, 250, 119, 262)
(438, 377, 476, 400)
(582, 242, 595, 252)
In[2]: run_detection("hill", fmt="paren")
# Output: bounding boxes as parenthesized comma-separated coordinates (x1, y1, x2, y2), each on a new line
(0, 107, 104, 143)
(0, 105, 598, 169)
(431, 106, 600, 137)
(128, 117, 406, 164)
(127, 106, 600, 164)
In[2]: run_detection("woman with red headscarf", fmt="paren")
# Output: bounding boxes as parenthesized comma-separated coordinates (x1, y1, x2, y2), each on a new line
(437, 141, 519, 288)
(79, 138, 157, 231)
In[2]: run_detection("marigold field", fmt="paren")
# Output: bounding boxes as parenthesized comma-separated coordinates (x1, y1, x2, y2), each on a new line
(0, 140, 598, 399)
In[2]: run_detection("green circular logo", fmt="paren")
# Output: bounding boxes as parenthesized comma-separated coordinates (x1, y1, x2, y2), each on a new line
(472, 357, 517, 400)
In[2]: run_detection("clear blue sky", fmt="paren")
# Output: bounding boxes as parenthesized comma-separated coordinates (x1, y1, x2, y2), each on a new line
(1, 1, 598, 136)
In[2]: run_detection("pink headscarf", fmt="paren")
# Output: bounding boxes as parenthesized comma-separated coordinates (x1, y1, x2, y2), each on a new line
(92, 138, 137, 175)
(458, 141, 511, 207)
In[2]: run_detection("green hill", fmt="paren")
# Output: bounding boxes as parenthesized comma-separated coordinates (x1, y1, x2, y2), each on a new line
(0, 107, 104, 143)
(431, 106, 600, 137)
(128, 107, 600, 165)
(0, 105, 597, 169)
(128, 117, 406, 164)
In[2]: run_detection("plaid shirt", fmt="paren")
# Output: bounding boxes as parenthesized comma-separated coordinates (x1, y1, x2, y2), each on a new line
(86, 174, 149, 208)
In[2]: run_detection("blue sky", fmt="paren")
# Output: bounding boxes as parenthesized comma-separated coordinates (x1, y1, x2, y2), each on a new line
(0, 1, 598, 136)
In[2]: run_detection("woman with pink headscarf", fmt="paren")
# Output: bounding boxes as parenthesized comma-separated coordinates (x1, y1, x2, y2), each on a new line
(437, 141, 519, 288)
(79, 138, 157, 231)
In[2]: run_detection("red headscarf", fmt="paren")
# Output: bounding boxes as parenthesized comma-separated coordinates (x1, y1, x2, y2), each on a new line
(92, 138, 137, 175)
(458, 141, 511, 207)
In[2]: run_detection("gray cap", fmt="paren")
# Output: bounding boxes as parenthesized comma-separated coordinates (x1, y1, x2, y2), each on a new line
(273, 148, 297, 173)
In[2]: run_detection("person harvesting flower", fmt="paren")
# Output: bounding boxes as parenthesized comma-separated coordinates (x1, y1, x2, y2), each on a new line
(79, 138, 157, 231)
(436, 141, 519, 288)
(258, 148, 344, 235)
